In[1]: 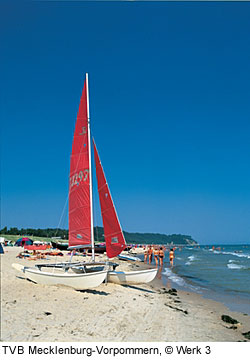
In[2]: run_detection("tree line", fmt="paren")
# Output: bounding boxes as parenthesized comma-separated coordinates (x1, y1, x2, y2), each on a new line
(0, 226, 197, 245)
(0, 227, 69, 240)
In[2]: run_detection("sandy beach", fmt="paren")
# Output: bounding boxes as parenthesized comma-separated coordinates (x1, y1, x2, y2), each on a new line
(1, 247, 250, 342)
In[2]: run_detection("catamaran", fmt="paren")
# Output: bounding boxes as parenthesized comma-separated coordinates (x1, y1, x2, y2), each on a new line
(12, 74, 157, 288)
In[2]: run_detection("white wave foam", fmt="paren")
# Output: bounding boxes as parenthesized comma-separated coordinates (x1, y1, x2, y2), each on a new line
(185, 255, 198, 265)
(163, 268, 186, 286)
(227, 263, 245, 270)
(210, 249, 250, 259)
(162, 268, 201, 292)
(223, 251, 250, 259)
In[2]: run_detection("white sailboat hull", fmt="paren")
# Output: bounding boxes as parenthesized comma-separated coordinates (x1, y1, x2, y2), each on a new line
(107, 268, 157, 285)
(118, 254, 141, 262)
(12, 263, 108, 290)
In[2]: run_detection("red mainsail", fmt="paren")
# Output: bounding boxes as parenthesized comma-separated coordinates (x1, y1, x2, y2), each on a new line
(93, 139, 126, 258)
(69, 77, 92, 247)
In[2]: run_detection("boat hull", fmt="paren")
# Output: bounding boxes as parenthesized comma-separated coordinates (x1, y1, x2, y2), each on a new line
(107, 268, 157, 285)
(12, 264, 108, 290)
(51, 241, 69, 250)
(118, 254, 141, 262)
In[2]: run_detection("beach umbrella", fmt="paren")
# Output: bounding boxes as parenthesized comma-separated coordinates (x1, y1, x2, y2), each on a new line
(15, 237, 33, 246)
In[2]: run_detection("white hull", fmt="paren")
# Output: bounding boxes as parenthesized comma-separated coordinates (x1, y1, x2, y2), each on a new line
(107, 268, 157, 285)
(118, 254, 141, 262)
(12, 263, 108, 290)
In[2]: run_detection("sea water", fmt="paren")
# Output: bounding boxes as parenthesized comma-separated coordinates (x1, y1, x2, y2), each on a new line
(157, 244, 250, 314)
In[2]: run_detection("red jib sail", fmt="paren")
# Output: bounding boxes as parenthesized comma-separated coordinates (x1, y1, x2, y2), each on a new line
(69, 77, 91, 247)
(93, 139, 126, 258)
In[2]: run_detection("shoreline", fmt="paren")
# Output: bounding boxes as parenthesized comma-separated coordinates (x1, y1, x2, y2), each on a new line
(1, 247, 250, 342)
(137, 252, 250, 316)
(159, 265, 250, 316)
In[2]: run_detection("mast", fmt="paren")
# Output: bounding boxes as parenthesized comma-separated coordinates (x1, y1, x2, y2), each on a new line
(86, 73, 95, 262)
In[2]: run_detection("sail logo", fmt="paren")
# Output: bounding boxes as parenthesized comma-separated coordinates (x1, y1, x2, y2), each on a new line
(79, 126, 86, 135)
(111, 237, 119, 244)
(70, 169, 89, 188)
(77, 234, 83, 239)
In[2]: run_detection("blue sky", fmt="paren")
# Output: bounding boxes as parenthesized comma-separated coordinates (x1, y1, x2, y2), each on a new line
(1, 2, 250, 244)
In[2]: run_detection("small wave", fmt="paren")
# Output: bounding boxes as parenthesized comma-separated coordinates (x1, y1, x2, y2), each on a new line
(223, 251, 250, 259)
(185, 255, 198, 265)
(210, 249, 250, 259)
(162, 268, 201, 292)
(163, 268, 186, 286)
(227, 263, 245, 270)
(209, 249, 221, 254)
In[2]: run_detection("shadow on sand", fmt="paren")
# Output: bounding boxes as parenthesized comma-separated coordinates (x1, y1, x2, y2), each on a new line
(16, 276, 110, 295)
(77, 289, 110, 296)
(121, 284, 155, 294)
(16, 276, 37, 284)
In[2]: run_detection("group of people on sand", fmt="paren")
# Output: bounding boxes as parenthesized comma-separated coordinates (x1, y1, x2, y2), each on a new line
(17, 249, 64, 260)
(144, 245, 175, 267)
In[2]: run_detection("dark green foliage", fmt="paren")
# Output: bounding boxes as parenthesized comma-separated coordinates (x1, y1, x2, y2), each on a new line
(1, 226, 197, 245)
(94, 227, 197, 245)
(1, 226, 7, 234)
(9, 227, 19, 235)
(0, 226, 68, 240)
(123, 231, 196, 245)
(94, 226, 105, 241)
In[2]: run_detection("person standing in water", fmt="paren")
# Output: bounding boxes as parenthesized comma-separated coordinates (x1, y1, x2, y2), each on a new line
(144, 247, 148, 263)
(153, 245, 159, 266)
(148, 245, 153, 264)
(158, 247, 164, 266)
(169, 248, 175, 267)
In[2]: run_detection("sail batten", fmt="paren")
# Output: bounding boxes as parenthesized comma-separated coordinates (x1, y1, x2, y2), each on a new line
(93, 139, 126, 258)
